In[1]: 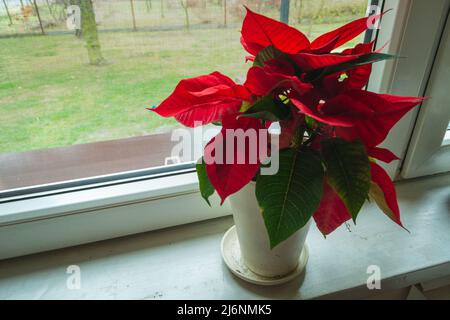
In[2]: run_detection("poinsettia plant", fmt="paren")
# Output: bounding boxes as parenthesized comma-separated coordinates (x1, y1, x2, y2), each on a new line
(151, 8, 424, 248)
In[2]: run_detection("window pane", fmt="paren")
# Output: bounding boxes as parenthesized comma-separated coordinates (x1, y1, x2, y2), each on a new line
(0, 0, 369, 195)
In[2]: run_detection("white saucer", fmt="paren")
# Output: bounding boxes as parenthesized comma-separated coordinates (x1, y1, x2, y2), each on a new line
(221, 225, 309, 286)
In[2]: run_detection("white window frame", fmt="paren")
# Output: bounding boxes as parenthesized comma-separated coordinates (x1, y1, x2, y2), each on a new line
(367, 0, 450, 179)
(1, 0, 448, 260)
(401, 14, 450, 178)
(0, 172, 231, 260)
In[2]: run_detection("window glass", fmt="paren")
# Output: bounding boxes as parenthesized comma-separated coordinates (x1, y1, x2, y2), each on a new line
(0, 0, 369, 194)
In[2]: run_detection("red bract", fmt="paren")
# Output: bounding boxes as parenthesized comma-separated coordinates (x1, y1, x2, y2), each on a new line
(291, 52, 360, 72)
(292, 90, 424, 147)
(244, 59, 312, 96)
(313, 181, 352, 236)
(310, 12, 383, 52)
(333, 92, 425, 147)
(240, 7, 310, 56)
(150, 72, 251, 127)
(370, 162, 404, 228)
(321, 42, 374, 97)
(368, 147, 400, 163)
(204, 114, 267, 204)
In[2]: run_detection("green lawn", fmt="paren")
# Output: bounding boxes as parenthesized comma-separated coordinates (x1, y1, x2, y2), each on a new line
(0, 22, 364, 154)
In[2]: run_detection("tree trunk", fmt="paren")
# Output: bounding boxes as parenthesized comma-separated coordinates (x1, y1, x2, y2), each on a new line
(307, 0, 325, 37)
(33, 0, 45, 34)
(179, 0, 190, 31)
(2, 0, 12, 26)
(130, 0, 137, 31)
(46, 0, 58, 22)
(160, 0, 164, 18)
(79, 0, 104, 65)
(223, 0, 226, 27)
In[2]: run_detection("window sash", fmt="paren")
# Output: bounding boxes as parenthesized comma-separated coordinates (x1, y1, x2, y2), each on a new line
(367, 0, 450, 179)
(401, 10, 450, 178)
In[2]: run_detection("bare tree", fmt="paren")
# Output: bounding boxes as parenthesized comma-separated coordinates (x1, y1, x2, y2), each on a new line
(33, 0, 45, 34)
(77, 0, 104, 65)
(145, 0, 152, 12)
(46, 0, 59, 22)
(223, 0, 227, 27)
(307, 0, 325, 37)
(2, 0, 12, 26)
(130, 0, 137, 31)
(179, 0, 190, 31)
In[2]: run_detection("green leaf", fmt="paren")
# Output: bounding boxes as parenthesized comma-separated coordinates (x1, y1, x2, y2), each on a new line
(239, 101, 253, 113)
(196, 158, 215, 206)
(304, 53, 397, 82)
(241, 95, 291, 121)
(305, 115, 318, 129)
(253, 45, 287, 67)
(321, 138, 371, 222)
(256, 150, 324, 248)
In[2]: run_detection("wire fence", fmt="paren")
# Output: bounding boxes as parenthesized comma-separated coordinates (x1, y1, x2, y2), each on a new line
(0, 0, 367, 37)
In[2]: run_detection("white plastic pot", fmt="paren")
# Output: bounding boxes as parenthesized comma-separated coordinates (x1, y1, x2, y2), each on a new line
(228, 181, 311, 278)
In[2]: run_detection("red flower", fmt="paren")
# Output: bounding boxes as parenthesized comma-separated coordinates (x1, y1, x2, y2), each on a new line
(291, 91, 424, 147)
(241, 7, 310, 56)
(241, 6, 383, 58)
(150, 72, 251, 127)
(313, 181, 352, 236)
(309, 12, 383, 53)
(291, 50, 364, 72)
(204, 114, 267, 204)
(368, 147, 400, 163)
(244, 58, 312, 96)
(370, 162, 404, 228)
(320, 42, 375, 97)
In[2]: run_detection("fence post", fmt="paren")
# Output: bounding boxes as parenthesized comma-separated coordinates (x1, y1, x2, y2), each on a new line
(2, 0, 13, 26)
(130, 0, 137, 31)
(32, 0, 45, 34)
(280, 0, 290, 24)
(223, 0, 227, 27)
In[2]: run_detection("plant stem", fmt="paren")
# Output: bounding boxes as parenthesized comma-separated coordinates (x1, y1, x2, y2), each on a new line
(292, 126, 305, 150)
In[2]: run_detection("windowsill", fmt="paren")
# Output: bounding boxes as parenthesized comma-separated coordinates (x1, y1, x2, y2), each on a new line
(0, 133, 177, 193)
(0, 173, 449, 299)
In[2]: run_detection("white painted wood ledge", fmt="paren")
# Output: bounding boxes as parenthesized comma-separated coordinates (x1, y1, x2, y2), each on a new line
(0, 173, 449, 300)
